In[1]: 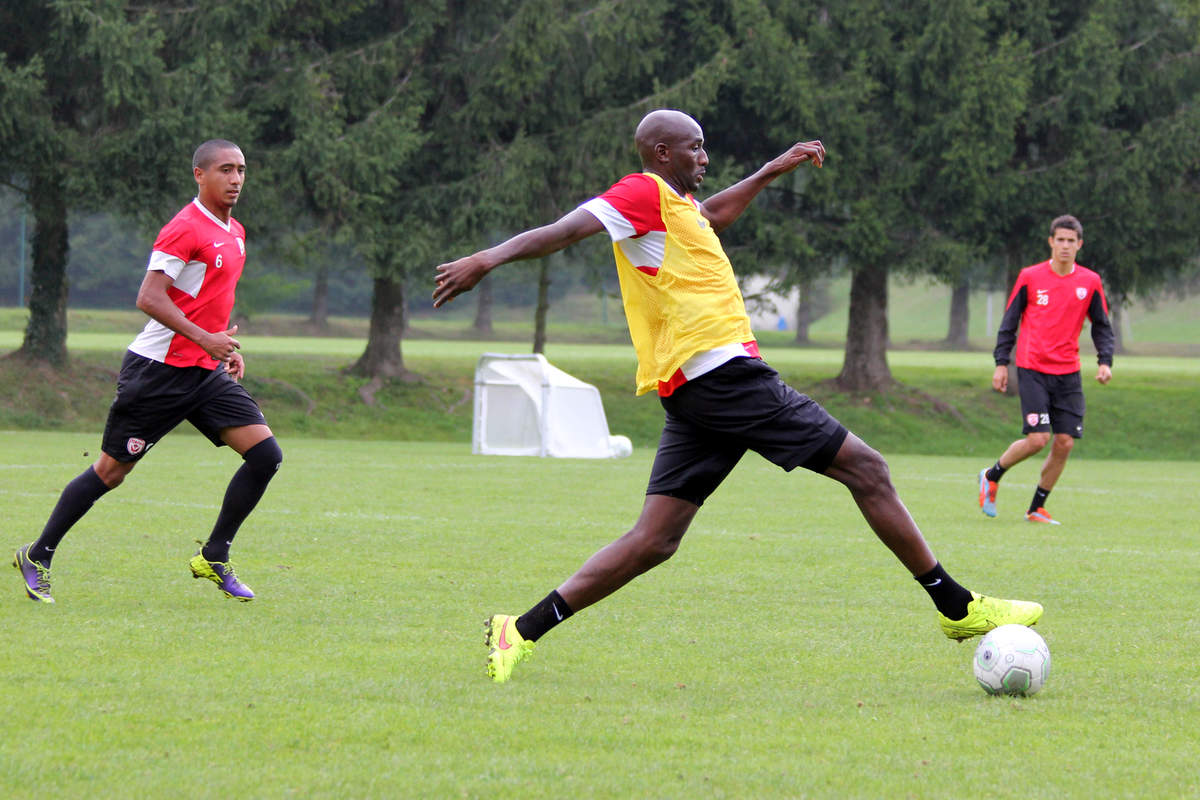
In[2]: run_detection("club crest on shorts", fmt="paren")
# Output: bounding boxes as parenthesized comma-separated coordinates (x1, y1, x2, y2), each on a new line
(1026, 413, 1040, 427)
(126, 437, 146, 455)
(1075, 287, 1087, 300)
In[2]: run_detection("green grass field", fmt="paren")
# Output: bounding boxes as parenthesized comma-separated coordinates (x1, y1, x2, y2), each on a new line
(3, 432, 1197, 798)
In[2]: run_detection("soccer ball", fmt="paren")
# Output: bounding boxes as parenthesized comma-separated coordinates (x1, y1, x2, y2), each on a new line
(973, 624, 1051, 696)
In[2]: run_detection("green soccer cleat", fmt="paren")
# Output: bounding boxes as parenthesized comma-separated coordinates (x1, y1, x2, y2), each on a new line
(939, 592, 1043, 641)
(485, 614, 534, 683)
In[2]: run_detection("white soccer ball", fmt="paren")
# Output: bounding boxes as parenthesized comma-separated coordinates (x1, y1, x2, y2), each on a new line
(973, 624, 1051, 696)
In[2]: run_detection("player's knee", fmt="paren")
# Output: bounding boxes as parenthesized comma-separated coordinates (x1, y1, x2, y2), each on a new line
(842, 442, 892, 494)
(631, 526, 683, 568)
(243, 436, 283, 478)
(644, 538, 681, 568)
(93, 457, 134, 489)
(1027, 432, 1051, 450)
(1053, 434, 1074, 454)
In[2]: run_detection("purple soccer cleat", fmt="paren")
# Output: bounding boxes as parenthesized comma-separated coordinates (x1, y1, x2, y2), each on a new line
(13, 544, 54, 603)
(189, 552, 255, 601)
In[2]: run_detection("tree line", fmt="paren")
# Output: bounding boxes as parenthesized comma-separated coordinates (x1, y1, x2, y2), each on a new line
(2, 0, 1198, 390)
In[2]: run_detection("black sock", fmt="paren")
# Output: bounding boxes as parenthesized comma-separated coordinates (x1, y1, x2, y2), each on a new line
(1029, 486, 1051, 514)
(985, 461, 1007, 483)
(29, 467, 112, 564)
(515, 590, 573, 642)
(202, 437, 282, 563)
(915, 562, 973, 620)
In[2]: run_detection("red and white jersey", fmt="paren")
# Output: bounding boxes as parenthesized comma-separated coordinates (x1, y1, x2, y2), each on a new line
(128, 199, 246, 369)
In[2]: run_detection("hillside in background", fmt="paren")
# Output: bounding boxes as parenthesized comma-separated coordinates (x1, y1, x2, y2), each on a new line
(1, 300, 1197, 461)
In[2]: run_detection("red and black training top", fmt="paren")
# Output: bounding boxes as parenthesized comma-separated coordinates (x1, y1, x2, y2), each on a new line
(993, 260, 1114, 374)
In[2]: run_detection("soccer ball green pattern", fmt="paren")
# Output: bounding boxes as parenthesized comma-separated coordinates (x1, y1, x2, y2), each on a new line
(973, 624, 1051, 696)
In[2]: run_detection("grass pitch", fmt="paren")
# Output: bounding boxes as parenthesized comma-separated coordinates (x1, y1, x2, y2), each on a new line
(2, 432, 1197, 798)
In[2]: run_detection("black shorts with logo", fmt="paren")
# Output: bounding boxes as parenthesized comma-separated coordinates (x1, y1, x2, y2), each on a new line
(1016, 367, 1085, 438)
(101, 351, 268, 462)
(646, 357, 848, 507)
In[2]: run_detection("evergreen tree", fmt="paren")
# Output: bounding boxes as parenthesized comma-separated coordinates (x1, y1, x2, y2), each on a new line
(0, 1, 262, 364)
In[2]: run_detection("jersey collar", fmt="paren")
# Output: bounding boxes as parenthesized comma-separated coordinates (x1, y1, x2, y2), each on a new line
(191, 197, 233, 233)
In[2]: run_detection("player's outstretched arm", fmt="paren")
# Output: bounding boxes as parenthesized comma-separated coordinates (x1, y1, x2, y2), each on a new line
(701, 140, 825, 233)
(433, 208, 603, 308)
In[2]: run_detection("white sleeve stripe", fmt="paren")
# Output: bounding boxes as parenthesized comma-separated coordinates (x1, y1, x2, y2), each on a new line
(579, 198, 637, 242)
(617, 231, 666, 270)
(148, 250, 187, 279)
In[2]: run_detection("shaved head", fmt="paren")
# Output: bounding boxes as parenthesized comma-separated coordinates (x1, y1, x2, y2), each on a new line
(193, 139, 242, 170)
(635, 110, 703, 169)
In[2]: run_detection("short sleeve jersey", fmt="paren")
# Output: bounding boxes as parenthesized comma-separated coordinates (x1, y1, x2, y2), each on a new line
(580, 172, 756, 395)
(128, 199, 247, 369)
(996, 261, 1111, 374)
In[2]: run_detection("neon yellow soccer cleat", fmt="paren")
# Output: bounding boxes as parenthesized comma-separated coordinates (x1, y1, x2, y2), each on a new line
(939, 592, 1043, 641)
(485, 614, 535, 683)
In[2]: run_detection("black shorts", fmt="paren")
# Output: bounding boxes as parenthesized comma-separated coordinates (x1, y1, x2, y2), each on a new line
(1017, 367, 1085, 438)
(646, 357, 848, 507)
(101, 351, 268, 462)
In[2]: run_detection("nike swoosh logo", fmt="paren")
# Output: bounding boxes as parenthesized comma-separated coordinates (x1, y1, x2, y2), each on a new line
(213, 242, 225, 248)
(923, 578, 942, 587)
(497, 617, 512, 650)
(553, 604, 563, 621)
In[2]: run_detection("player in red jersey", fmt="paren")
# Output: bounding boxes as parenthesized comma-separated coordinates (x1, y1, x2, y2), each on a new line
(12, 140, 282, 603)
(978, 215, 1114, 524)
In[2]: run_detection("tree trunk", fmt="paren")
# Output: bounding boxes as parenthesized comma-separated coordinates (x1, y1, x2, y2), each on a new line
(945, 280, 970, 349)
(473, 276, 494, 337)
(17, 167, 69, 365)
(794, 279, 813, 344)
(350, 276, 408, 378)
(309, 262, 330, 330)
(1000, 240, 1024, 396)
(836, 265, 892, 391)
(532, 259, 551, 354)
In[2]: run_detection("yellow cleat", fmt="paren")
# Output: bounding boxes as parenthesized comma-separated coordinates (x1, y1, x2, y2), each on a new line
(939, 592, 1043, 641)
(485, 614, 534, 683)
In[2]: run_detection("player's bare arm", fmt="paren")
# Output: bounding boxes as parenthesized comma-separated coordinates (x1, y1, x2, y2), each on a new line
(135, 269, 241, 362)
(433, 208, 604, 308)
(701, 140, 825, 233)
